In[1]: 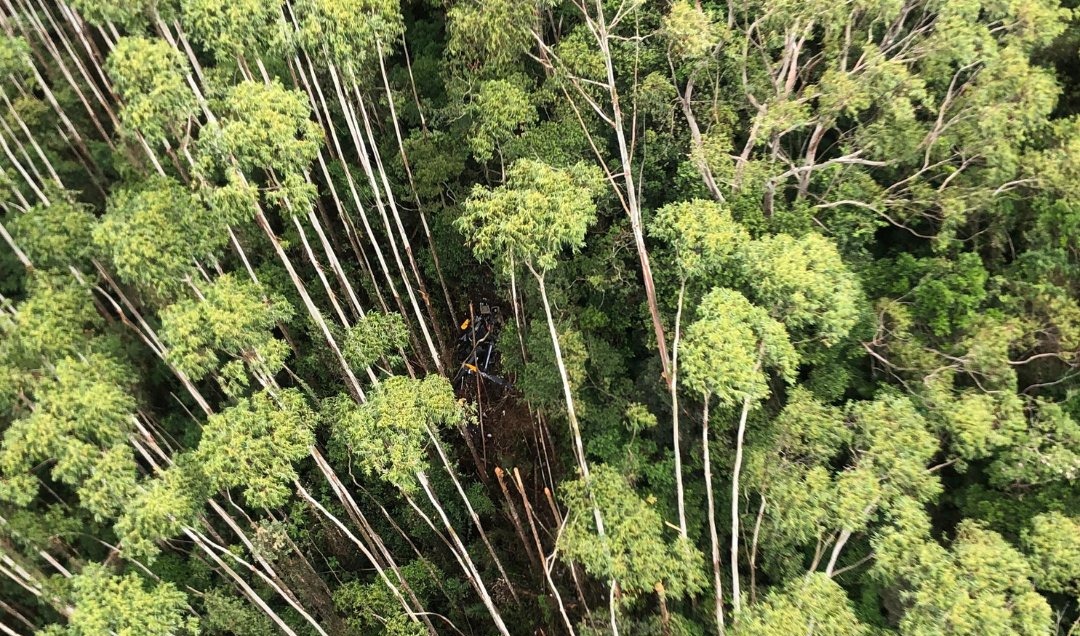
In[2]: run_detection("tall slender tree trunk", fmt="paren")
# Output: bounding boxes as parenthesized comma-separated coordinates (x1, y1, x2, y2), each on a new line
(529, 263, 619, 634)
(425, 426, 518, 603)
(672, 281, 687, 538)
(730, 392, 754, 617)
(702, 398, 726, 635)
(415, 472, 512, 636)
(590, 1, 669, 383)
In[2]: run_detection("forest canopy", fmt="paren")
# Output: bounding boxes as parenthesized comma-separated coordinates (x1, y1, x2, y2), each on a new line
(1, 0, 1080, 634)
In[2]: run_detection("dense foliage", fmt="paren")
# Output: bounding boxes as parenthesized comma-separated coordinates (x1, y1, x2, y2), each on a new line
(1, 0, 1080, 634)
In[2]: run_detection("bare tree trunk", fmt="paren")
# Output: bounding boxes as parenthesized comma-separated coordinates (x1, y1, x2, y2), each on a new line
(702, 398, 726, 635)
(512, 468, 577, 636)
(671, 281, 687, 538)
(425, 425, 518, 603)
(730, 392, 753, 617)
(529, 263, 618, 633)
(415, 471, 511, 636)
(591, 1, 669, 383)
(184, 528, 301, 636)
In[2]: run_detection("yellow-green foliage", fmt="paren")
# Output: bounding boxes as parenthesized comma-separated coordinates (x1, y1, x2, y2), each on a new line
(40, 564, 197, 636)
(559, 464, 706, 602)
(458, 159, 604, 272)
(107, 37, 196, 144)
(680, 287, 797, 405)
(194, 388, 315, 508)
(328, 375, 462, 492)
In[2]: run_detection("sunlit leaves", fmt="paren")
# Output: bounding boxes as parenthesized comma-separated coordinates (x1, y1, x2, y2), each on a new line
(933, 390, 1025, 463)
(194, 388, 314, 508)
(180, 0, 289, 61)
(7, 199, 96, 270)
(294, 0, 403, 71)
(327, 375, 461, 492)
(107, 37, 196, 145)
(876, 520, 1052, 636)
(40, 564, 197, 636)
(988, 399, 1080, 487)
(468, 79, 537, 162)
(650, 199, 748, 279)
(730, 574, 867, 636)
(458, 159, 603, 272)
(849, 395, 940, 505)
(0, 354, 135, 507)
(94, 177, 228, 303)
(1022, 512, 1080, 594)
(661, 1, 718, 62)
(446, 0, 546, 75)
(739, 232, 861, 347)
(206, 80, 323, 177)
(342, 311, 409, 370)
(0, 35, 32, 80)
(115, 464, 201, 560)
(0, 272, 102, 370)
(744, 390, 939, 579)
(559, 464, 706, 602)
(68, 0, 156, 29)
(680, 288, 796, 405)
(160, 274, 294, 391)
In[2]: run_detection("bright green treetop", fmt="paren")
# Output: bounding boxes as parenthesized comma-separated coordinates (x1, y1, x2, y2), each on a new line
(730, 573, 867, 636)
(680, 287, 797, 405)
(180, 0, 289, 62)
(39, 564, 197, 636)
(94, 177, 228, 303)
(342, 311, 409, 370)
(739, 232, 862, 347)
(876, 518, 1052, 636)
(650, 199, 749, 280)
(194, 388, 314, 508)
(467, 79, 537, 163)
(328, 375, 461, 493)
(0, 354, 135, 509)
(293, 0, 403, 72)
(1022, 511, 1080, 595)
(0, 273, 102, 371)
(446, 0, 547, 75)
(661, 1, 719, 63)
(114, 462, 202, 560)
(559, 463, 706, 602)
(107, 37, 196, 145)
(160, 274, 294, 394)
(457, 159, 604, 273)
(8, 199, 97, 271)
(207, 79, 323, 178)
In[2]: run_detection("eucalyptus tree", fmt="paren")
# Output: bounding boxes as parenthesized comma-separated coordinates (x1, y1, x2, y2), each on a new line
(680, 287, 796, 623)
(0, 353, 138, 516)
(650, 199, 749, 539)
(559, 463, 706, 626)
(874, 512, 1053, 636)
(326, 374, 512, 636)
(2, 0, 1080, 633)
(37, 564, 197, 636)
(6, 198, 96, 271)
(160, 274, 294, 396)
(93, 176, 228, 304)
(458, 159, 604, 480)
(728, 574, 866, 636)
(516, 0, 681, 380)
(106, 36, 197, 149)
(198, 78, 366, 400)
(291, 0, 447, 371)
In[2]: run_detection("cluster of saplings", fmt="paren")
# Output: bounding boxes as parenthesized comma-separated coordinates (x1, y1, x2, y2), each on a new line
(1, 0, 1080, 634)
